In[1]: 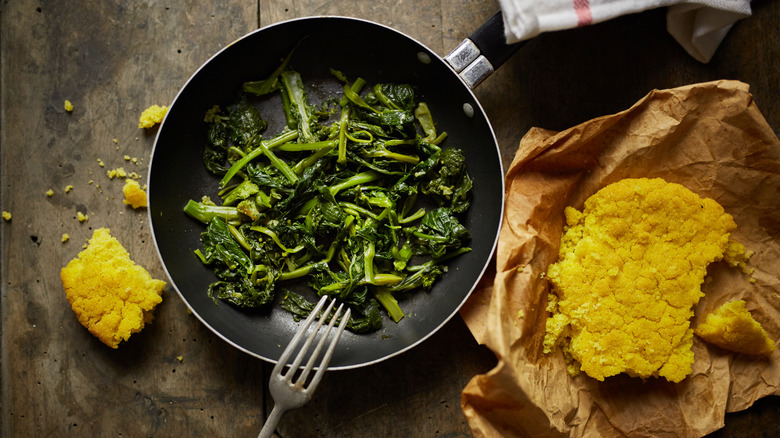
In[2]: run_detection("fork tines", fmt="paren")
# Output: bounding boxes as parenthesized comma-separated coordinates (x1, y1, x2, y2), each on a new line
(275, 295, 351, 391)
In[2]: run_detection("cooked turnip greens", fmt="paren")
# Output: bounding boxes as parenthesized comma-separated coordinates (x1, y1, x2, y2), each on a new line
(184, 59, 473, 333)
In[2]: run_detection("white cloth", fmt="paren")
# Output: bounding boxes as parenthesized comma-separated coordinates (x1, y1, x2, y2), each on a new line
(498, 0, 752, 63)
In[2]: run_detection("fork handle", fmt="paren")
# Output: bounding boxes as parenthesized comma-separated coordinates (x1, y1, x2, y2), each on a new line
(258, 404, 286, 438)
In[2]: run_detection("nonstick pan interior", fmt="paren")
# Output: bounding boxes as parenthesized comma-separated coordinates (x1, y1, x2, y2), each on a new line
(148, 16, 504, 369)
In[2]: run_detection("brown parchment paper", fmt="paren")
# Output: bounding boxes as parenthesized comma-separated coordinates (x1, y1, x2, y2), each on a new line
(460, 80, 780, 438)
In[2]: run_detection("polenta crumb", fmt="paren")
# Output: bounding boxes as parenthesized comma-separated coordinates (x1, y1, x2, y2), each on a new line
(77, 211, 88, 222)
(2, 211, 11, 221)
(113, 138, 118, 144)
(723, 240, 754, 276)
(138, 104, 168, 129)
(62, 233, 70, 243)
(65, 185, 74, 193)
(695, 300, 775, 356)
(46, 189, 54, 197)
(123, 179, 147, 209)
(97, 158, 105, 167)
(64, 100, 73, 112)
(107, 167, 127, 179)
(544, 178, 737, 383)
(60, 228, 166, 348)
(176, 355, 184, 362)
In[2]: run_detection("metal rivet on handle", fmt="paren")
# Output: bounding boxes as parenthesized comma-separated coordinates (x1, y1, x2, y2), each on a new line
(463, 103, 474, 118)
(417, 52, 432, 64)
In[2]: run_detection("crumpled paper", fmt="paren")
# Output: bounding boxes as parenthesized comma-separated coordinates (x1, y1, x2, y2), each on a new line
(460, 80, 780, 438)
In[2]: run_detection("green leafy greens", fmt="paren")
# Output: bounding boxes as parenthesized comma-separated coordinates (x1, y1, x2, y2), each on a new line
(184, 58, 473, 333)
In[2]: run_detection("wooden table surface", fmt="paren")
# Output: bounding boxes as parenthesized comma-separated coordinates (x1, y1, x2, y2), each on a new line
(2, 1, 778, 436)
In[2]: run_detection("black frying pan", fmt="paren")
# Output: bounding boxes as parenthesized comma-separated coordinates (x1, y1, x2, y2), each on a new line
(148, 12, 523, 369)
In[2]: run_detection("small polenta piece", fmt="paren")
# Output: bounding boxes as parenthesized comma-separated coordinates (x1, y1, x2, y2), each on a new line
(61, 228, 166, 348)
(695, 300, 775, 356)
(123, 178, 147, 208)
(107, 167, 127, 179)
(138, 104, 168, 128)
(544, 178, 737, 383)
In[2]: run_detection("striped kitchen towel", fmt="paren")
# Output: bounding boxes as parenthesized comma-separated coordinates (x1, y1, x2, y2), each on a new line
(498, 0, 752, 62)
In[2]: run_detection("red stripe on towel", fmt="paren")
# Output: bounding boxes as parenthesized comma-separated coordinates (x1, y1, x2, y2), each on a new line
(573, 0, 592, 26)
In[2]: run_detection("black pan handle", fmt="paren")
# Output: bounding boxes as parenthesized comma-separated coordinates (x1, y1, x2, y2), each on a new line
(470, 11, 527, 71)
(444, 10, 526, 89)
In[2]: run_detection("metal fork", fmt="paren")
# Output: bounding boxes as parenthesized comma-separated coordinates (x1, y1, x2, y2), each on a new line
(258, 295, 351, 438)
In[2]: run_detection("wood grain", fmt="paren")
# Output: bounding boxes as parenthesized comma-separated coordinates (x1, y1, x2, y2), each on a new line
(1, 1, 261, 436)
(2, 0, 778, 437)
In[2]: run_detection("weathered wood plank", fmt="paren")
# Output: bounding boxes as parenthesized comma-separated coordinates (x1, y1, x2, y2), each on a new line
(1, 1, 259, 436)
(2, 0, 778, 437)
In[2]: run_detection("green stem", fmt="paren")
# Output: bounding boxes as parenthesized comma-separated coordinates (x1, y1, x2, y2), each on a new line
(299, 170, 383, 216)
(292, 144, 336, 176)
(432, 132, 448, 145)
(338, 106, 350, 164)
(398, 208, 425, 224)
(364, 150, 419, 164)
(250, 225, 305, 255)
(329, 171, 381, 196)
(412, 231, 449, 242)
(375, 288, 404, 323)
(325, 215, 354, 262)
(370, 273, 403, 286)
(220, 130, 299, 186)
(337, 202, 380, 220)
(278, 263, 318, 281)
(183, 200, 243, 224)
(227, 223, 251, 251)
(276, 139, 338, 152)
(339, 77, 366, 107)
(320, 282, 347, 293)
(342, 83, 379, 114)
(258, 140, 298, 184)
(363, 241, 376, 284)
